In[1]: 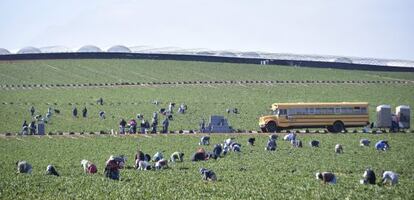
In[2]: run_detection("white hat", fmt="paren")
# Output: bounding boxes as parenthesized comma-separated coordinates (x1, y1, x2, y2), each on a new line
(315, 172, 321, 179)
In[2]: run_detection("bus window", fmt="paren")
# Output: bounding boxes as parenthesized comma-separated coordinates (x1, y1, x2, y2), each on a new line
(308, 108, 315, 114)
(334, 107, 340, 113)
(361, 107, 367, 113)
(353, 107, 361, 113)
(297, 108, 307, 115)
(342, 107, 352, 114)
(279, 109, 287, 115)
(327, 108, 334, 114)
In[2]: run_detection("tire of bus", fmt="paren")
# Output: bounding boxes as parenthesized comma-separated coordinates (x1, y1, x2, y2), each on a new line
(332, 121, 344, 133)
(265, 121, 279, 133)
(327, 126, 334, 133)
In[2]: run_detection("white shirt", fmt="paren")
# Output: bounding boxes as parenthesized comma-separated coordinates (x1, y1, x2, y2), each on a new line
(382, 171, 398, 185)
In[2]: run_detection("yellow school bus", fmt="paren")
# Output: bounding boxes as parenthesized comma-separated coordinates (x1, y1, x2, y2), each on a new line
(259, 102, 370, 133)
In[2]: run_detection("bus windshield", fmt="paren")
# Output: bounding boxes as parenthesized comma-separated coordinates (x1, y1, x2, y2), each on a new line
(272, 109, 279, 115)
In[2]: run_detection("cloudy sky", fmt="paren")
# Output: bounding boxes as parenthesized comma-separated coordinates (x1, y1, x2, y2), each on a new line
(0, 0, 413, 60)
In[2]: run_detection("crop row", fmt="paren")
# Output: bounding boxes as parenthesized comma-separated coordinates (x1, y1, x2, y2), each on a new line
(0, 79, 412, 90)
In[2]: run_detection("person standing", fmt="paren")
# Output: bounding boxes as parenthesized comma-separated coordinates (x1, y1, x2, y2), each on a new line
(21, 121, 28, 135)
(72, 107, 78, 118)
(151, 117, 158, 133)
(82, 107, 88, 118)
(29, 121, 36, 135)
(162, 118, 169, 134)
(119, 119, 126, 134)
(140, 119, 146, 134)
(30, 106, 35, 116)
(200, 118, 206, 133)
(97, 97, 104, 105)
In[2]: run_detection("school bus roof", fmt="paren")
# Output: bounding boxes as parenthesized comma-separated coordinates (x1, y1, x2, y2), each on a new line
(271, 102, 369, 109)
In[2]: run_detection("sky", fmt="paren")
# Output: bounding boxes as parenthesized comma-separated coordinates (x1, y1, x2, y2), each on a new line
(0, 0, 413, 60)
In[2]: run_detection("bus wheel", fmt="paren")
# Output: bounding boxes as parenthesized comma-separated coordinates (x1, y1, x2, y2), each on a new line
(332, 121, 344, 133)
(327, 126, 334, 132)
(266, 122, 278, 133)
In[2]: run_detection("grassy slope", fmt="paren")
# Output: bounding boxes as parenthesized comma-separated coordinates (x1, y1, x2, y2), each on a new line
(0, 84, 413, 133)
(0, 59, 413, 85)
(0, 134, 413, 199)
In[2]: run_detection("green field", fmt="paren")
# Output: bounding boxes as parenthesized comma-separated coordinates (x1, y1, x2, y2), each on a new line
(0, 84, 413, 133)
(0, 59, 413, 133)
(1, 59, 414, 85)
(0, 59, 414, 199)
(1, 134, 413, 199)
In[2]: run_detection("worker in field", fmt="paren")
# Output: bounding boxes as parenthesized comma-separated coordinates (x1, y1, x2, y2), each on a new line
(191, 148, 207, 161)
(72, 107, 78, 118)
(382, 171, 399, 186)
(170, 152, 185, 162)
(231, 142, 242, 152)
(375, 140, 390, 151)
(360, 169, 376, 185)
(104, 155, 126, 180)
(266, 137, 277, 151)
(29, 121, 36, 135)
(21, 120, 28, 135)
(248, 137, 255, 146)
(153, 152, 164, 162)
(178, 104, 185, 114)
(155, 159, 168, 170)
(16, 160, 32, 174)
(199, 118, 206, 133)
(97, 97, 104, 105)
(30, 106, 35, 116)
(291, 139, 303, 148)
(360, 139, 370, 147)
(134, 149, 146, 162)
(200, 168, 217, 181)
(162, 117, 169, 134)
(212, 144, 223, 159)
(99, 111, 106, 119)
(168, 102, 175, 113)
(269, 134, 278, 141)
(391, 114, 399, 132)
(335, 144, 343, 154)
(81, 159, 98, 174)
(46, 107, 52, 119)
(45, 110, 52, 121)
(199, 136, 210, 145)
(119, 119, 127, 134)
(128, 119, 137, 134)
(310, 140, 320, 147)
(45, 165, 59, 176)
(137, 160, 152, 170)
(140, 119, 146, 134)
(283, 132, 296, 141)
(82, 107, 88, 118)
(316, 172, 337, 184)
(151, 118, 158, 133)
